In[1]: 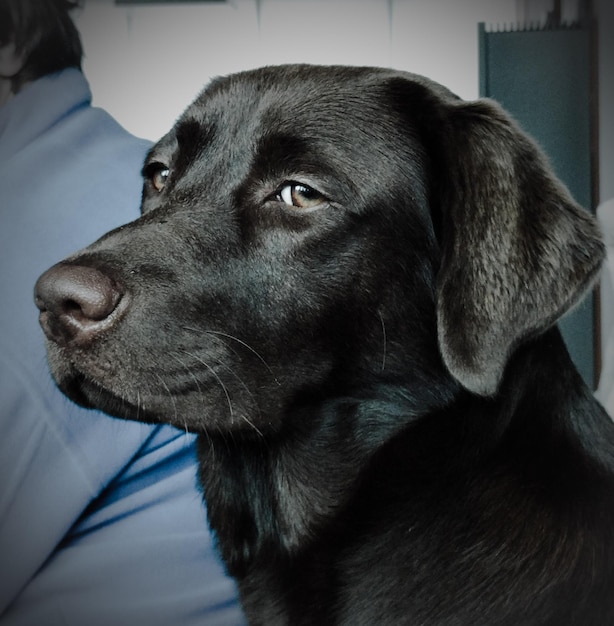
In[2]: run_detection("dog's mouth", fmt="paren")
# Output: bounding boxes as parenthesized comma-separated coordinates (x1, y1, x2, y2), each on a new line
(43, 338, 275, 435)
(59, 368, 146, 421)
(45, 345, 169, 424)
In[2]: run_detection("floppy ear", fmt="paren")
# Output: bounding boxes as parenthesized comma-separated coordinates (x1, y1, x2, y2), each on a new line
(435, 98, 604, 396)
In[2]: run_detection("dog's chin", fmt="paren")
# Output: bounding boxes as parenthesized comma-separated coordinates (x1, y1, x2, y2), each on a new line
(52, 367, 165, 426)
(45, 346, 267, 435)
(43, 346, 178, 429)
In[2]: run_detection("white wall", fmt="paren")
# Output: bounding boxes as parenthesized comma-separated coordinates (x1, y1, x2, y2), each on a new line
(595, 0, 614, 388)
(74, 0, 517, 141)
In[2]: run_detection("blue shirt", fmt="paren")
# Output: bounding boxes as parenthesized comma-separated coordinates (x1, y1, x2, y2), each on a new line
(0, 68, 244, 626)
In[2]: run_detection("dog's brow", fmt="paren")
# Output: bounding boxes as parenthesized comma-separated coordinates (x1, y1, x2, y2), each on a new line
(256, 133, 310, 171)
(176, 119, 215, 154)
(171, 119, 216, 174)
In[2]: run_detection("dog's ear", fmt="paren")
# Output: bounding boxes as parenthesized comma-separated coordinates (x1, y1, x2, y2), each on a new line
(434, 97, 604, 396)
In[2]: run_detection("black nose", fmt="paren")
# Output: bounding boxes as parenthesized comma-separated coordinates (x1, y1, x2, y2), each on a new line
(34, 264, 124, 347)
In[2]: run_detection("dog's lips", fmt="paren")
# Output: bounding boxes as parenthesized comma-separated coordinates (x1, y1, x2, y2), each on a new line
(43, 339, 241, 431)
(47, 352, 165, 423)
(44, 341, 114, 407)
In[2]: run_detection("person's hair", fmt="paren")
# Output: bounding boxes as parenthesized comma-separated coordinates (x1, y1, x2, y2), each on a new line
(0, 0, 83, 92)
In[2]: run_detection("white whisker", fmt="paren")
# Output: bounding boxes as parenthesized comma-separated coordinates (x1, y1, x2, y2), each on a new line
(168, 351, 206, 435)
(180, 350, 234, 420)
(153, 372, 180, 429)
(179, 348, 265, 438)
(182, 326, 280, 386)
(378, 310, 387, 373)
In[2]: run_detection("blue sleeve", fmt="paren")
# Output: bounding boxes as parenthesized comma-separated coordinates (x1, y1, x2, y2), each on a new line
(0, 70, 245, 625)
(0, 350, 243, 625)
(0, 350, 244, 626)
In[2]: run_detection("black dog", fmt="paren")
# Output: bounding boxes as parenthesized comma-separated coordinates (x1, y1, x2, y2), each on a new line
(35, 65, 614, 625)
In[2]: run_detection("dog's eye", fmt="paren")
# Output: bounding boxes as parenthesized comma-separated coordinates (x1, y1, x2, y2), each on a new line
(148, 165, 170, 193)
(277, 183, 326, 209)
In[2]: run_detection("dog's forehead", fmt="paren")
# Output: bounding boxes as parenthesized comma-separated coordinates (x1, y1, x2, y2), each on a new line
(157, 65, 441, 202)
(184, 65, 401, 138)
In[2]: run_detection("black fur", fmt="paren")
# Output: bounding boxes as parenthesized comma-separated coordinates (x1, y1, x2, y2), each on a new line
(35, 65, 614, 625)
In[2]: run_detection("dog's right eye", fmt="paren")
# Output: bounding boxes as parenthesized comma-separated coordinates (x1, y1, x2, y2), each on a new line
(275, 183, 327, 210)
(144, 163, 170, 193)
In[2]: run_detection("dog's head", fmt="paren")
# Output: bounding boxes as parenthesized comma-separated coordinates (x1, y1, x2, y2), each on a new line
(35, 65, 604, 433)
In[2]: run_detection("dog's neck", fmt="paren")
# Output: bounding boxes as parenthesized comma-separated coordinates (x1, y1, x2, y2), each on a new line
(197, 374, 461, 578)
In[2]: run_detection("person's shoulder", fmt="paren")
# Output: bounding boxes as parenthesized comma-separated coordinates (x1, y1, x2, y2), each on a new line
(54, 69, 152, 162)
(76, 104, 152, 161)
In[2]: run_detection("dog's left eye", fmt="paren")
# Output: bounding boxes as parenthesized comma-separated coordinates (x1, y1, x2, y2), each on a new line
(152, 167, 170, 193)
(276, 183, 326, 209)
(144, 163, 170, 193)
